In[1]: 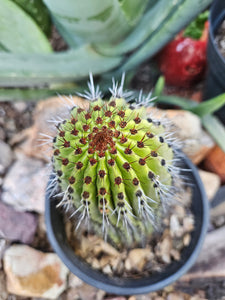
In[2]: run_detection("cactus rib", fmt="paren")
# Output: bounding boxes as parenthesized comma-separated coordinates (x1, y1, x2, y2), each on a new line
(51, 77, 179, 246)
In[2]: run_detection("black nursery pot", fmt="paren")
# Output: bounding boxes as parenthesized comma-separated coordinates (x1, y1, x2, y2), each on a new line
(204, 0, 225, 123)
(45, 155, 208, 295)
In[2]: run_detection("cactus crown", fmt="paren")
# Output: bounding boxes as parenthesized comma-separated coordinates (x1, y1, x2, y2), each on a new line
(51, 77, 180, 246)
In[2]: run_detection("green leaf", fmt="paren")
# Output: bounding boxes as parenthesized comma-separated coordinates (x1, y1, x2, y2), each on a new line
(95, 0, 184, 56)
(202, 115, 225, 153)
(190, 93, 225, 117)
(119, 0, 150, 26)
(0, 85, 83, 102)
(183, 10, 209, 40)
(43, 0, 148, 44)
(152, 76, 165, 98)
(156, 95, 196, 110)
(0, 0, 52, 53)
(13, 0, 52, 36)
(0, 45, 122, 87)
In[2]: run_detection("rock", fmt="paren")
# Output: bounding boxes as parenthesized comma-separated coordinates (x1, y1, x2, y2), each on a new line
(156, 235, 172, 264)
(74, 283, 100, 300)
(204, 146, 225, 183)
(125, 248, 153, 272)
(0, 272, 8, 300)
(12, 102, 27, 113)
(183, 216, 194, 233)
(102, 264, 113, 275)
(181, 226, 225, 280)
(198, 170, 221, 201)
(0, 140, 13, 174)
(0, 201, 38, 244)
(66, 287, 105, 300)
(170, 215, 183, 238)
(211, 208, 225, 226)
(2, 155, 47, 213)
(210, 186, 225, 220)
(68, 273, 83, 288)
(183, 234, 191, 246)
(0, 239, 8, 269)
(105, 298, 126, 300)
(31, 214, 51, 251)
(166, 293, 186, 300)
(14, 96, 88, 162)
(4, 245, 69, 299)
(146, 108, 215, 164)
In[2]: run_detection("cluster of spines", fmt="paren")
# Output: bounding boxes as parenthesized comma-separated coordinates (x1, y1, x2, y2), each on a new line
(50, 91, 178, 245)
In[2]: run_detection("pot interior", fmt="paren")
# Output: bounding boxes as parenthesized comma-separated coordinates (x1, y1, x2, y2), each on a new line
(45, 156, 208, 295)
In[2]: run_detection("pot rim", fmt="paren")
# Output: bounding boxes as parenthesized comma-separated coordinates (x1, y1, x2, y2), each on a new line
(45, 154, 209, 295)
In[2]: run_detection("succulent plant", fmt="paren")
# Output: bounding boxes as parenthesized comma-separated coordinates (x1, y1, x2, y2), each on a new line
(50, 76, 180, 246)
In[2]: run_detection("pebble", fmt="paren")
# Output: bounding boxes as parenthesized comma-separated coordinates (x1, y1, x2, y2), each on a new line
(211, 201, 225, 218)
(198, 170, 221, 201)
(12, 101, 27, 113)
(167, 293, 185, 300)
(102, 264, 113, 275)
(0, 272, 8, 300)
(0, 140, 13, 174)
(0, 201, 38, 244)
(170, 249, 181, 261)
(4, 245, 69, 299)
(183, 234, 191, 246)
(146, 108, 215, 164)
(2, 155, 47, 213)
(125, 248, 153, 271)
(170, 215, 183, 238)
(181, 226, 225, 279)
(15, 96, 88, 162)
(183, 216, 194, 232)
(0, 239, 8, 269)
(204, 146, 225, 183)
(211, 186, 225, 223)
(105, 298, 126, 300)
(156, 236, 172, 264)
(68, 273, 83, 288)
(71, 283, 101, 300)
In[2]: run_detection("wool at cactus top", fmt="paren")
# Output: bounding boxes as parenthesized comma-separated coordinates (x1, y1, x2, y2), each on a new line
(51, 93, 178, 245)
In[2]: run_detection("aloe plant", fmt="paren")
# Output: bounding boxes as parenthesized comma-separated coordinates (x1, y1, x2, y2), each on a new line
(0, 0, 52, 54)
(0, 0, 212, 93)
(49, 76, 181, 245)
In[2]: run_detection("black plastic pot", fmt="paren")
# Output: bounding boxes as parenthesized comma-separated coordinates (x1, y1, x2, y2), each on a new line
(45, 155, 208, 295)
(204, 0, 225, 123)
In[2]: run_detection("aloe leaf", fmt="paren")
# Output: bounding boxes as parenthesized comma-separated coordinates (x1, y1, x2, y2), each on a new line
(156, 93, 225, 152)
(190, 93, 225, 117)
(0, 0, 52, 53)
(43, 0, 148, 44)
(120, 0, 213, 71)
(13, 0, 52, 36)
(51, 16, 83, 48)
(119, 0, 149, 25)
(0, 85, 83, 102)
(0, 43, 8, 52)
(152, 76, 165, 98)
(95, 0, 184, 56)
(201, 115, 225, 153)
(0, 46, 122, 87)
(156, 95, 196, 110)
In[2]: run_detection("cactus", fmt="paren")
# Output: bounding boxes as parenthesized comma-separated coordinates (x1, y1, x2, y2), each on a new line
(50, 76, 180, 247)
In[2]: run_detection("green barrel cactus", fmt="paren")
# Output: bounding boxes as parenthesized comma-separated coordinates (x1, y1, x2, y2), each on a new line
(51, 77, 179, 246)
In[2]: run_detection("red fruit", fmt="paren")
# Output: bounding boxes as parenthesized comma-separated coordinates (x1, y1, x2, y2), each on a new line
(157, 21, 208, 87)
